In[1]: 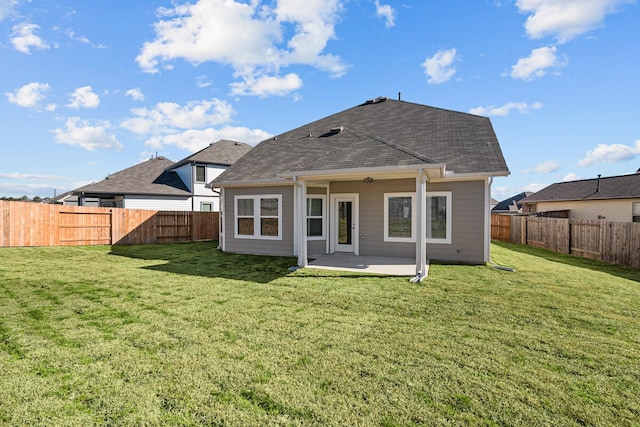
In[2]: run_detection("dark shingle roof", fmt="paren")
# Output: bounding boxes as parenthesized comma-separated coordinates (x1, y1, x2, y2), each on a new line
(73, 157, 191, 197)
(492, 192, 532, 212)
(213, 98, 509, 185)
(522, 173, 640, 203)
(170, 139, 252, 169)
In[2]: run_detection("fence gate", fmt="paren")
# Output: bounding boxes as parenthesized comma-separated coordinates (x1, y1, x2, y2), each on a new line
(59, 210, 112, 245)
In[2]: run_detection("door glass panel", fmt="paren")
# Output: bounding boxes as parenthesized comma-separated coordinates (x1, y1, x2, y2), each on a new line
(338, 201, 352, 245)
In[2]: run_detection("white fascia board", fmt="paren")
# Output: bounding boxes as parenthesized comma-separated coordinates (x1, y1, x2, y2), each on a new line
(278, 163, 447, 181)
(444, 170, 511, 179)
(431, 170, 510, 183)
(213, 178, 292, 188)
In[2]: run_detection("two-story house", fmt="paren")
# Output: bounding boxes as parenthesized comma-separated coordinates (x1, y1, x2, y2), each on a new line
(60, 140, 252, 211)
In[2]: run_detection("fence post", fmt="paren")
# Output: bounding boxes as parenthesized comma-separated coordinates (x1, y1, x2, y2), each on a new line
(191, 211, 195, 241)
(109, 209, 113, 245)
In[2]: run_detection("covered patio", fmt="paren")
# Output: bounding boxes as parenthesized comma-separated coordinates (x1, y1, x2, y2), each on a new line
(306, 253, 427, 277)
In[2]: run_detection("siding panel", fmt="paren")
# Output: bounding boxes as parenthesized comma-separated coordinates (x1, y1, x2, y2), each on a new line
(224, 186, 294, 256)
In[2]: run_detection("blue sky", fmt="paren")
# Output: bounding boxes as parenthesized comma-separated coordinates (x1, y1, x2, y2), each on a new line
(1, 0, 639, 201)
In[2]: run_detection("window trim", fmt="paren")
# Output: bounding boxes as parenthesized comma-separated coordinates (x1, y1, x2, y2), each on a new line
(306, 195, 326, 240)
(633, 202, 640, 223)
(200, 202, 213, 212)
(383, 192, 416, 243)
(426, 191, 452, 244)
(195, 165, 206, 183)
(382, 191, 452, 244)
(234, 195, 282, 240)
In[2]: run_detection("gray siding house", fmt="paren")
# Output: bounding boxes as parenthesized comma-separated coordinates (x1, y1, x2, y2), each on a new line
(211, 98, 510, 281)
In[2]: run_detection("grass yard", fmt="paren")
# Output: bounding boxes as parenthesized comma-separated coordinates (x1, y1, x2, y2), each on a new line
(0, 241, 639, 426)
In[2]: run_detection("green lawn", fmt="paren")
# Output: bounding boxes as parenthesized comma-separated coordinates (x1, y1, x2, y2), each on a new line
(0, 241, 639, 426)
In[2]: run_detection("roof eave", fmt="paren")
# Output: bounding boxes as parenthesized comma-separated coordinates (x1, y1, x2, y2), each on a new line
(277, 163, 447, 181)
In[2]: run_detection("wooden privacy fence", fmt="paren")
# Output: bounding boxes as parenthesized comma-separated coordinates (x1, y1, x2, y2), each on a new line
(491, 214, 640, 269)
(0, 201, 219, 247)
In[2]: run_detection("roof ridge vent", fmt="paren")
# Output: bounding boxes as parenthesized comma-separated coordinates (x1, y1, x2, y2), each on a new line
(365, 96, 388, 104)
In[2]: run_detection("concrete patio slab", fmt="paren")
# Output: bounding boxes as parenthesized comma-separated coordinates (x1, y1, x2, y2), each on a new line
(307, 253, 420, 276)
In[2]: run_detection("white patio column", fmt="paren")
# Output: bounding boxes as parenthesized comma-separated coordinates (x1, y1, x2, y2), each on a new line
(412, 169, 427, 282)
(296, 178, 308, 268)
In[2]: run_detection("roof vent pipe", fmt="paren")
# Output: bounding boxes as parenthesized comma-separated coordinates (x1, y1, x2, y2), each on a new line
(596, 174, 601, 192)
(398, 92, 401, 101)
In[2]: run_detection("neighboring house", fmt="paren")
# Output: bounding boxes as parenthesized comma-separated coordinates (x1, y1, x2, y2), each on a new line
(491, 192, 533, 214)
(64, 140, 252, 211)
(490, 197, 499, 211)
(520, 172, 640, 222)
(211, 97, 510, 281)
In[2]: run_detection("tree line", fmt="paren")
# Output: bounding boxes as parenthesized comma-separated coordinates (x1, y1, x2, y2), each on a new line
(1, 196, 47, 203)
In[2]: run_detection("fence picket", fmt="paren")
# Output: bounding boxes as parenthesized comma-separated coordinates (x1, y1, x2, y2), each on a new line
(0, 201, 219, 247)
(491, 213, 640, 269)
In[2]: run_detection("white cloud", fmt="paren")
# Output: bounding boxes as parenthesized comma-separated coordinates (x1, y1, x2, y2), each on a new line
(562, 172, 581, 181)
(197, 75, 212, 88)
(136, 0, 346, 97)
(469, 101, 542, 117)
(0, 0, 18, 21)
(492, 183, 547, 201)
(516, 0, 632, 43)
(510, 45, 568, 80)
(10, 22, 50, 54)
(375, 0, 396, 28)
(125, 88, 145, 101)
(0, 182, 59, 197)
(230, 73, 303, 97)
(5, 82, 50, 108)
(421, 48, 458, 84)
(53, 117, 123, 151)
(65, 29, 90, 44)
(67, 86, 100, 109)
(121, 99, 235, 135)
(146, 126, 271, 151)
(522, 160, 561, 174)
(577, 140, 640, 167)
(120, 97, 271, 151)
(0, 172, 65, 181)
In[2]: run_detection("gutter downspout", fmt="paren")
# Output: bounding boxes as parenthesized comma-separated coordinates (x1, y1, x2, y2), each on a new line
(297, 177, 308, 268)
(212, 188, 223, 250)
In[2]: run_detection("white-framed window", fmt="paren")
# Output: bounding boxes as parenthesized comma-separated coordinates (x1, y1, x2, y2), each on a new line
(234, 195, 282, 240)
(384, 193, 415, 242)
(195, 165, 206, 183)
(306, 196, 326, 240)
(201, 202, 213, 212)
(633, 202, 640, 223)
(427, 191, 452, 244)
(382, 191, 452, 244)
